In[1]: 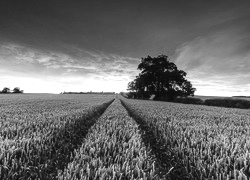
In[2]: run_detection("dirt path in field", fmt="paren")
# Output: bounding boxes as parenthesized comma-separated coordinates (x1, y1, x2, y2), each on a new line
(120, 99, 191, 180)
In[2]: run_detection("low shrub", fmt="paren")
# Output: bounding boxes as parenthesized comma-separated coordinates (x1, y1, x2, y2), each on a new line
(204, 98, 250, 109)
(173, 97, 204, 105)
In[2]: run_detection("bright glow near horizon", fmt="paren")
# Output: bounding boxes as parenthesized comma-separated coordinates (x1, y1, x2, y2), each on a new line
(1, 73, 248, 97)
(0, 75, 128, 94)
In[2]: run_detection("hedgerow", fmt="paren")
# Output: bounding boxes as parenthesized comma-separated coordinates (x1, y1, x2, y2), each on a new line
(204, 98, 250, 109)
(173, 97, 204, 105)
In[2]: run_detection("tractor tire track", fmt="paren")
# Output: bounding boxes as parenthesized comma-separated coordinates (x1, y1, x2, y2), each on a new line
(120, 99, 191, 180)
(1, 99, 115, 180)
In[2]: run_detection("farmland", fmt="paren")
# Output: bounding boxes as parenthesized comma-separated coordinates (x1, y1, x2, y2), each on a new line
(121, 97, 250, 180)
(58, 99, 157, 179)
(1, 94, 250, 179)
(0, 94, 115, 179)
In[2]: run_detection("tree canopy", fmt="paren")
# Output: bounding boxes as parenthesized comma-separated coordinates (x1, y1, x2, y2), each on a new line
(127, 55, 196, 101)
(0, 87, 23, 93)
(13, 87, 23, 93)
(2, 87, 10, 93)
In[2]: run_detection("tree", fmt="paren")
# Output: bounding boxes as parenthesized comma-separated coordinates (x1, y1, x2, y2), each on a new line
(13, 87, 23, 93)
(127, 76, 151, 99)
(127, 55, 196, 101)
(2, 87, 10, 93)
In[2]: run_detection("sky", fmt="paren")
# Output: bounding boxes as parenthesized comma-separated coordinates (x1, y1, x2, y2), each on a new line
(0, 0, 250, 96)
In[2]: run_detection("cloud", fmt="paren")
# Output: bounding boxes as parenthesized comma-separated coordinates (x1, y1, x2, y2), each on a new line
(175, 28, 250, 96)
(0, 42, 141, 92)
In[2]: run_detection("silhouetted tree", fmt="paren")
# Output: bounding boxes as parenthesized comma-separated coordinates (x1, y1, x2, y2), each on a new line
(2, 87, 10, 93)
(128, 55, 196, 101)
(13, 87, 23, 93)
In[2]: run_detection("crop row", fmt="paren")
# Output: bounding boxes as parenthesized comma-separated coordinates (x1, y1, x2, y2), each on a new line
(0, 94, 114, 179)
(0, 94, 115, 140)
(58, 99, 158, 180)
(121, 97, 250, 180)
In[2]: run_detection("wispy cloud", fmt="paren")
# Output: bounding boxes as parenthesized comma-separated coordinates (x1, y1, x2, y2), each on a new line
(0, 42, 140, 92)
(0, 42, 139, 76)
(175, 27, 250, 96)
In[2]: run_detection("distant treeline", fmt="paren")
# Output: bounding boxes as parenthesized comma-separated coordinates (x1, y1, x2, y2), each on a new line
(0, 87, 23, 94)
(171, 97, 250, 109)
(61, 91, 115, 95)
(172, 97, 250, 108)
(121, 92, 250, 109)
(232, 96, 250, 98)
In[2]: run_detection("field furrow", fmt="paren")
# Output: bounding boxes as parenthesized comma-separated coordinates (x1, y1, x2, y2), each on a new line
(58, 99, 158, 180)
(120, 99, 190, 180)
(120, 97, 250, 180)
(2, 93, 250, 180)
(0, 94, 114, 179)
